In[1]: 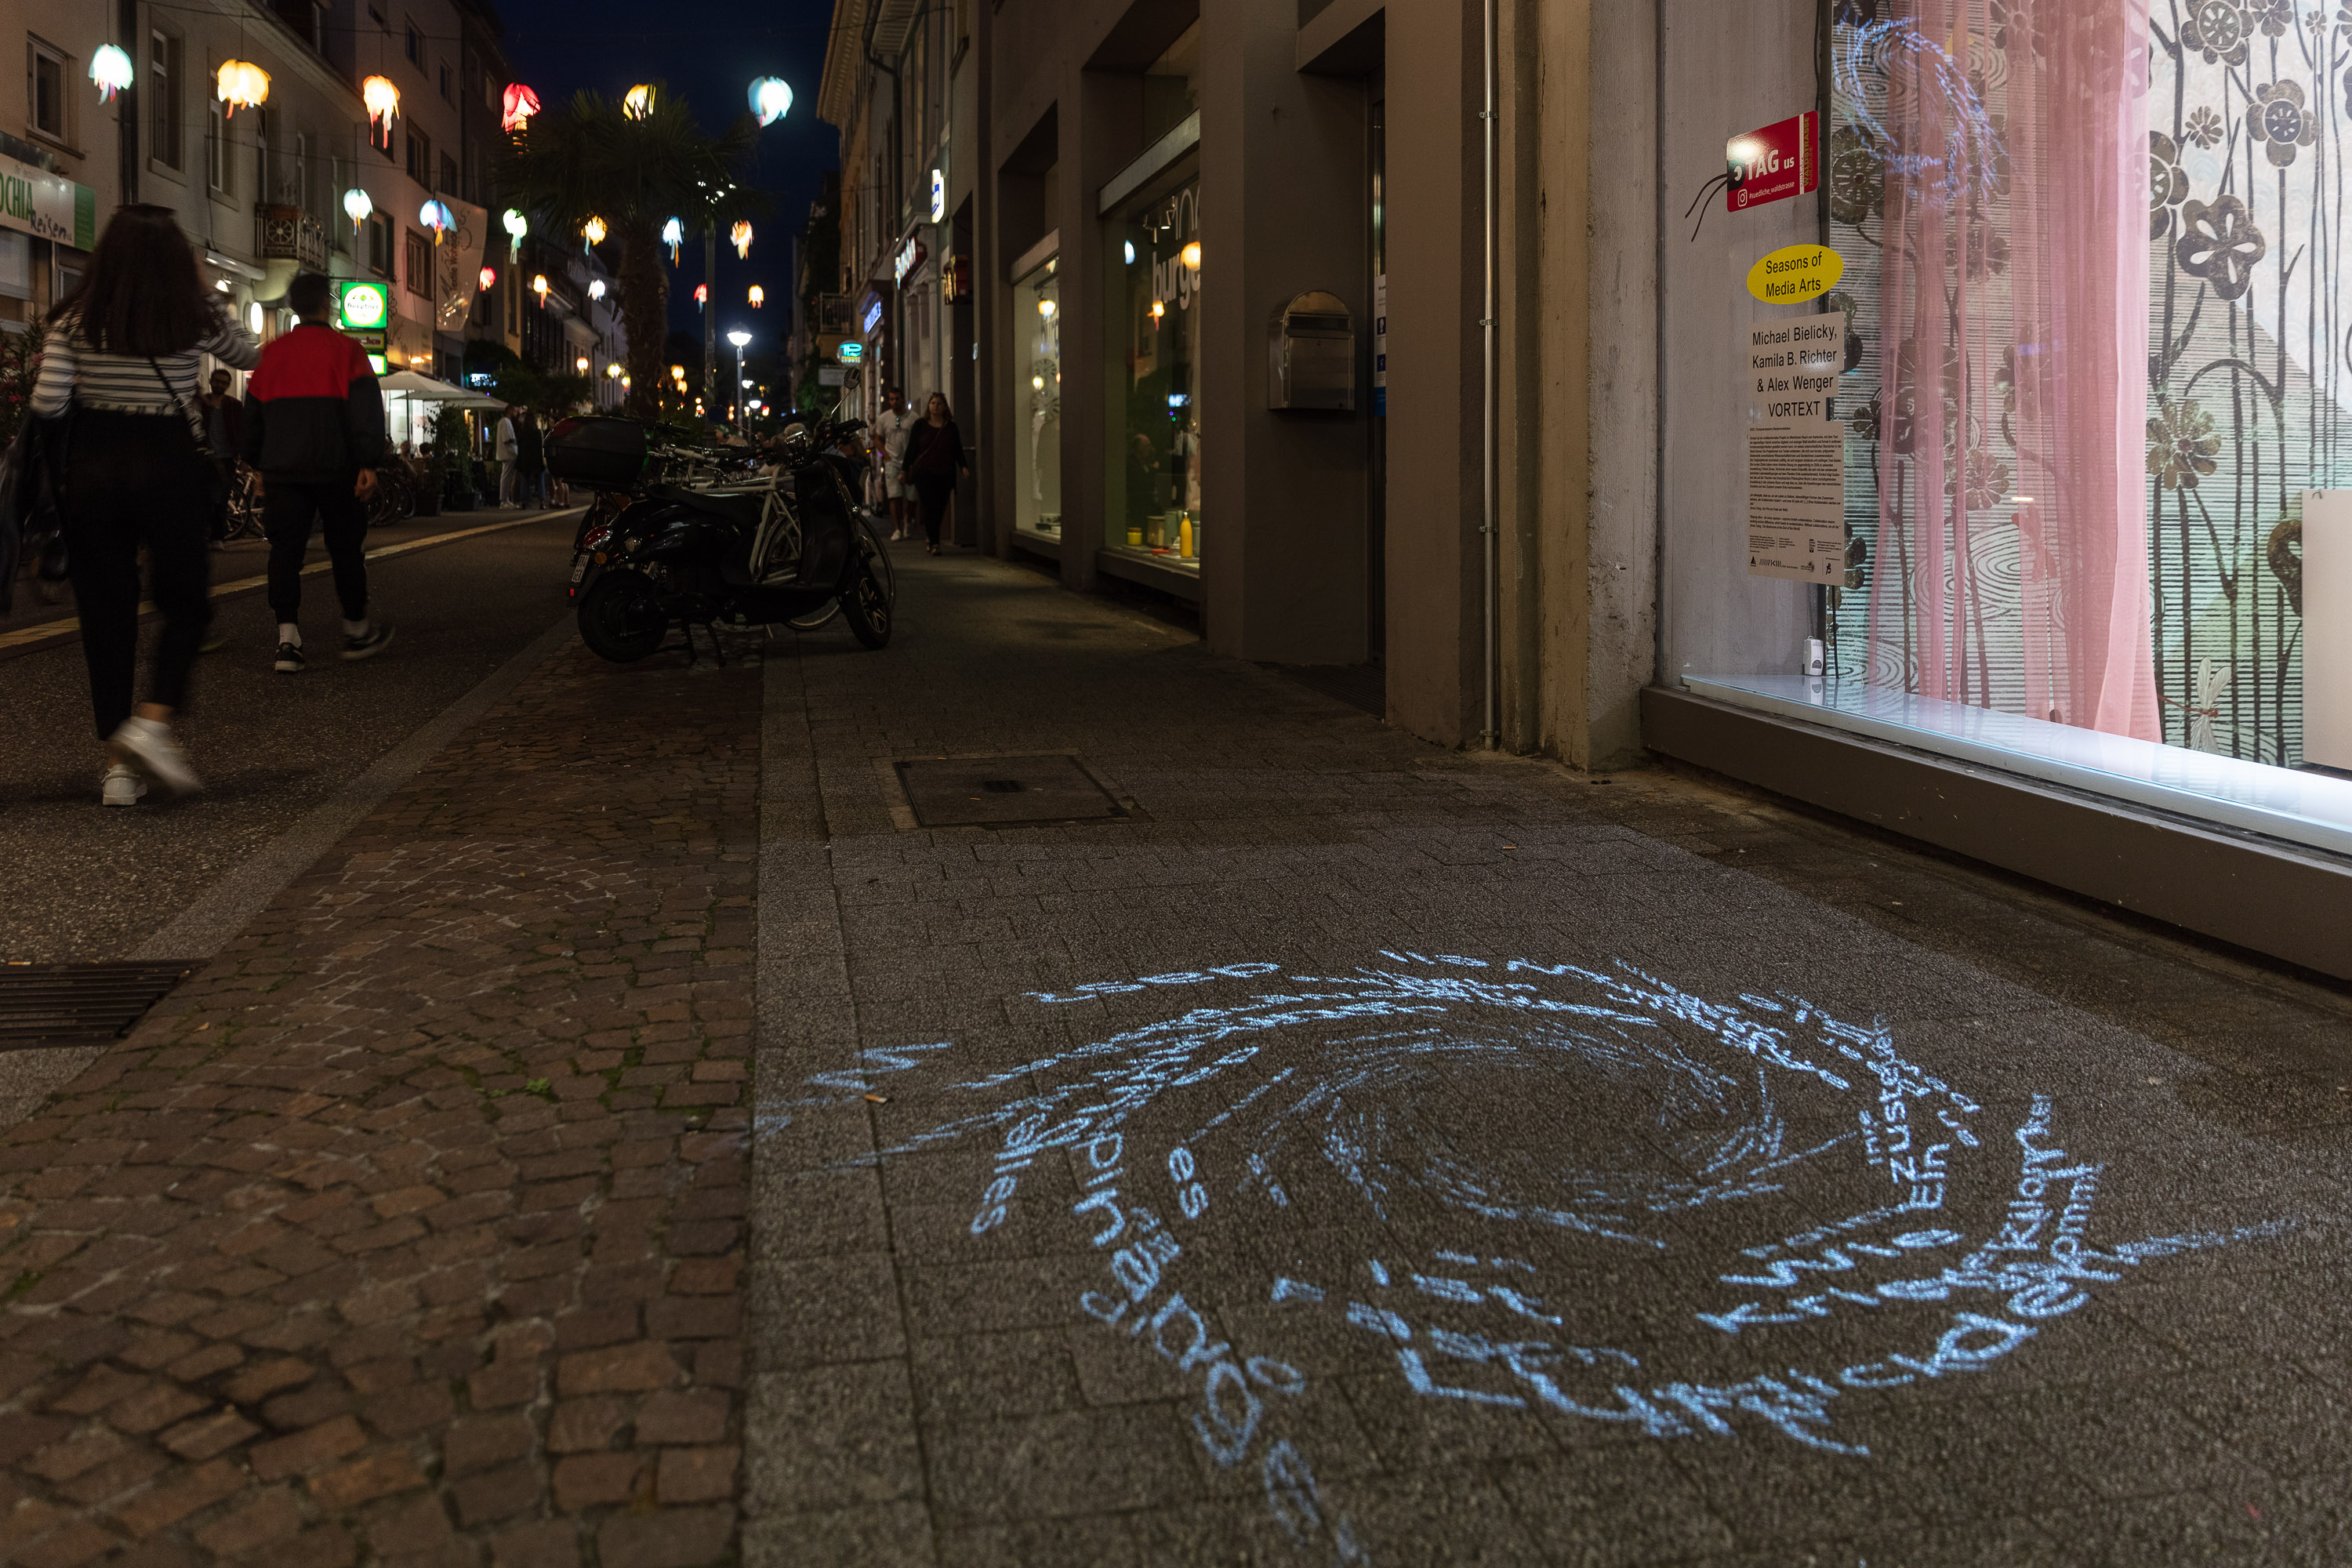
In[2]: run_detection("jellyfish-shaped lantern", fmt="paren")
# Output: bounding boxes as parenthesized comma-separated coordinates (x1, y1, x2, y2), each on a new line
(693, 285, 708, 310)
(532, 274, 549, 309)
(749, 78, 793, 126)
(216, 60, 270, 116)
(582, 216, 607, 249)
(89, 45, 133, 103)
(501, 209, 528, 263)
(661, 217, 684, 264)
(748, 285, 764, 309)
(730, 220, 753, 260)
(361, 74, 400, 136)
(589, 279, 606, 302)
(343, 187, 375, 241)
(622, 84, 655, 121)
(419, 200, 453, 245)
(500, 83, 540, 136)
(478, 267, 497, 292)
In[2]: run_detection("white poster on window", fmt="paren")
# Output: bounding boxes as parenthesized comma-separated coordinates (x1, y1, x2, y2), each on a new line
(1741, 318, 1844, 581)
(434, 198, 488, 332)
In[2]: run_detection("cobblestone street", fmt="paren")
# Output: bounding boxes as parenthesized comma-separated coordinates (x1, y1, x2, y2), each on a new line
(3, 543, 2350, 1566)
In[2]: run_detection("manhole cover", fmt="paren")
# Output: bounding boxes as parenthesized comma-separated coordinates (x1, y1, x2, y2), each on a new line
(888, 753, 1133, 829)
(0, 961, 194, 1051)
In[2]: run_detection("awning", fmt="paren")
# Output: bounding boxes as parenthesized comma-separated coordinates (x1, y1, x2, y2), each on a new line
(378, 368, 506, 408)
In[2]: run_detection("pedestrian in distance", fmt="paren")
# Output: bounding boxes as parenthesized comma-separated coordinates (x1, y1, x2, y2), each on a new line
(495, 405, 520, 506)
(898, 391, 968, 557)
(514, 408, 546, 509)
(30, 203, 261, 806)
(197, 368, 243, 545)
(241, 270, 394, 675)
(872, 386, 911, 539)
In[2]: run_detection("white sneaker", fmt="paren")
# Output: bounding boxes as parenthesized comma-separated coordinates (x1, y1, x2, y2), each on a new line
(109, 716, 203, 798)
(101, 764, 147, 808)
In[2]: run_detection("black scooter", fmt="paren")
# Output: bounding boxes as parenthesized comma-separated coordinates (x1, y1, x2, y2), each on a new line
(553, 416, 896, 663)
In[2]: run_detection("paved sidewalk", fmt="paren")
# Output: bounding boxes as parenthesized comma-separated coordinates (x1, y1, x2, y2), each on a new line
(1, 638, 758, 1566)
(746, 553, 2352, 1566)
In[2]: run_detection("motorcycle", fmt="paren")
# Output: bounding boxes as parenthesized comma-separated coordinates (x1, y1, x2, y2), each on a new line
(550, 415, 896, 662)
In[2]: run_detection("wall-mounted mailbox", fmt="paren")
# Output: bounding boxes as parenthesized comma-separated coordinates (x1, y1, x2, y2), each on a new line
(1269, 291, 1356, 412)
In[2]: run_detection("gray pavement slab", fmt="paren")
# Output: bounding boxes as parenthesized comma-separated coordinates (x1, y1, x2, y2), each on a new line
(747, 547, 2352, 1566)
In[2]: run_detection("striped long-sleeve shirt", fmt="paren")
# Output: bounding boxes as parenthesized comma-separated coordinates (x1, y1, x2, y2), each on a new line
(30, 314, 263, 440)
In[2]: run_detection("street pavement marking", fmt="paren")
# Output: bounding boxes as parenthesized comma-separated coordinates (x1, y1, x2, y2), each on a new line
(0, 507, 582, 655)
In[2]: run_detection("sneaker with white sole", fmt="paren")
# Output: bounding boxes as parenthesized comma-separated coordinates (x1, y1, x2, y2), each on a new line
(101, 763, 147, 808)
(108, 715, 202, 798)
(342, 615, 395, 662)
(274, 641, 306, 673)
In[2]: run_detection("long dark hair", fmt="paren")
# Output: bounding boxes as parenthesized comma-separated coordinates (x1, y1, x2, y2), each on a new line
(48, 204, 220, 355)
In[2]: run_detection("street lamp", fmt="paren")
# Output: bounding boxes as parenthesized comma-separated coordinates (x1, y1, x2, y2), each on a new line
(726, 329, 751, 430)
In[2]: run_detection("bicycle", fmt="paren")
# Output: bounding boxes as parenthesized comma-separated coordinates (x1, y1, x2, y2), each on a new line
(220, 465, 266, 543)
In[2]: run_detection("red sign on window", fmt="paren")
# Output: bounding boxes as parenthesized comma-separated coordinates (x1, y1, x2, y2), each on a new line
(1726, 111, 1819, 212)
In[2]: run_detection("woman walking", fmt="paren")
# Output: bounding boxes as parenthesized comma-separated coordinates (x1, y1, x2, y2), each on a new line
(31, 205, 260, 805)
(898, 392, 968, 556)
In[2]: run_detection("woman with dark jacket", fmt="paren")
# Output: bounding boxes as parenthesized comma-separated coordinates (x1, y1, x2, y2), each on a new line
(897, 392, 968, 555)
(31, 205, 260, 806)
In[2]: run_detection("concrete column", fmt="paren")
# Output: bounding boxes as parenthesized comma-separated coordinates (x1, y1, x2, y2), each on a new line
(1194, 0, 1370, 665)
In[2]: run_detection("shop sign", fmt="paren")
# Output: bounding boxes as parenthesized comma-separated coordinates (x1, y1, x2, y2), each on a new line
(1741, 317, 1846, 583)
(837, 340, 864, 362)
(942, 256, 971, 301)
(0, 154, 96, 250)
(861, 296, 884, 333)
(929, 168, 946, 223)
(1726, 111, 1818, 212)
(895, 235, 927, 286)
(336, 279, 391, 330)
(1373, 273, 1387, 417)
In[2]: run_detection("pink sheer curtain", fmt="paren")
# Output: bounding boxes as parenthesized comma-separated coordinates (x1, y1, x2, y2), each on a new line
(1866, 0, 2159, 740)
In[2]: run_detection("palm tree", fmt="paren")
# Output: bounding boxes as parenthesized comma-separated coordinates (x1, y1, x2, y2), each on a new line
(496, 84, 761, 419)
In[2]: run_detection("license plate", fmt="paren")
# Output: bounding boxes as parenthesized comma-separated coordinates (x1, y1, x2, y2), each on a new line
(568, 555, 589, 584)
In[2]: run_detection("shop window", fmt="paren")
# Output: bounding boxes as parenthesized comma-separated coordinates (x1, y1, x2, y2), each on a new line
(28, 38, 71, 147)
(1013, 256, 1062, 543)
(150, 29, 183, 170)
(1142, 22, 1201, 146)
(1106, 170, 1202, 572)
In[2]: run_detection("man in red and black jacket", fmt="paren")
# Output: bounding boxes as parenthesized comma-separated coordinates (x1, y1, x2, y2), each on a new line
(241, 271, 394, 673)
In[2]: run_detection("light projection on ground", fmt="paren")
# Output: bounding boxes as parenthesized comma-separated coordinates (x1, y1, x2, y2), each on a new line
(767, 954, 2290, 1560)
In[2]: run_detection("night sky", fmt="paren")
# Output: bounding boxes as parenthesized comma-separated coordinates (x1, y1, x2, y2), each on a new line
(487, 0, 844, 352)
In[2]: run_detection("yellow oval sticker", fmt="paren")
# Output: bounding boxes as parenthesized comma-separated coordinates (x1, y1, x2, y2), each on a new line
(1747, 243, 1844, 304)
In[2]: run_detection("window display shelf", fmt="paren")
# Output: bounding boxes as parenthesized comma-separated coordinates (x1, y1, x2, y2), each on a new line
(1683, 675, 2352, 859)
(1096, 546, 1203, 601)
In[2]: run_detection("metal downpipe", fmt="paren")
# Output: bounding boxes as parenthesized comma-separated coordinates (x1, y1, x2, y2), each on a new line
(1480, 0, 1500, 748)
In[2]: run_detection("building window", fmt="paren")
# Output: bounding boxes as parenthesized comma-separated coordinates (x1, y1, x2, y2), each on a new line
(1013, 256, 1062, 543)
(150, 29, 183, 169)
(1106, 171, 1202, 572)
(208, 95, 236, 198)
(27, 38, 71, 147)
(405, 125, 431, 185)
(406, 24, 423, 64)
(439, 151, 457, 195)
(368, 213, 391, 275)
(405, 227, 431, 297)
(440, 64, 452, 104)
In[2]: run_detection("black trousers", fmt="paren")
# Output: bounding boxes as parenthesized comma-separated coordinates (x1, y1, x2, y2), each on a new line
(913, 474, 955, 546)
(263, 478, 368, 624)
(64, 411, 213, 741)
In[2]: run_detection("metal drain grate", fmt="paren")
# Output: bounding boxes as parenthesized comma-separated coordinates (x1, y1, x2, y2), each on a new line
(888, 753, 1134, 829)
(0, 961, 194, 1051)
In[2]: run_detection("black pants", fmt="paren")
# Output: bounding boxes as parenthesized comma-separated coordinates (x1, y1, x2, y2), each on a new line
(65, 412, 214, 741)
(913, 474, 954, 546)
(263, 478, 368, 624)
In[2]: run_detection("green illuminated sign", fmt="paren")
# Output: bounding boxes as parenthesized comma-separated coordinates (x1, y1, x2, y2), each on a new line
(337, 280, 390, 330)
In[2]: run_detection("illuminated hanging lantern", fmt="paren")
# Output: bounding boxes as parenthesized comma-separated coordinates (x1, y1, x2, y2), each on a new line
(622, 84, 655, 120)
(361, 74, 401, 136)
(216, 60, 270, 117)
(478, 266, 496, 291)
(1181, 241, 1201, 272)
(588, 279, 605, 301)
(606, 363, 622, 379)
(90, 45, 133, 103)
(532, 274, 549, 308)
(575, 355, 590, 374)
(342, 187, 374, 241)
(582, 215, 607, 249)
(730, 220, 753, 260)
(693, 285, 707, 310)
(661, 217, 684, 264)
(748, 285, 764, 309)
(500, 82, 540, 136)
(749, 77, 793, 126)
(419, 200, 453, 245)
(501, 208, 528, 262)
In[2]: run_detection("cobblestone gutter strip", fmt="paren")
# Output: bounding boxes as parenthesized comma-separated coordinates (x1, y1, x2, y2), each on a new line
(0, 641, 760, 1568)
